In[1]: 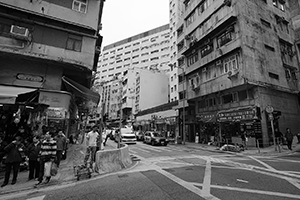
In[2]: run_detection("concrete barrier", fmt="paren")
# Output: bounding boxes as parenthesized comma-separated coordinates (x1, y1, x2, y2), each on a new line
(95, 143, 132, 174)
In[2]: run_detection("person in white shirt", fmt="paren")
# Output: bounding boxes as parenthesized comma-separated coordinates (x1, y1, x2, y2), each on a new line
(84, 126, 99, 166)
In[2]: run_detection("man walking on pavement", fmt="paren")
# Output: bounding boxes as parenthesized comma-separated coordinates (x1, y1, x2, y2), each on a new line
(55, 130, 67, 168)
(285, 128, 294, 151)
(84, 126, 99, 167)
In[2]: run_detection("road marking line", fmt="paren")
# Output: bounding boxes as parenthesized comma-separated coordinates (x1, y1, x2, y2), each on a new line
(286, 179, 300, 190)
(248, 156, 275, 170)
(202, 159, 212, 196)
(156, 166, 221, 200)
(236, 179, 249, 183)
(209, 184, 300, 199)
(26, 195, 46, 200)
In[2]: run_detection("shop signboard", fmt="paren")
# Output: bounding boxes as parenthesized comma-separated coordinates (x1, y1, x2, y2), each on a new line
(39, 91, 71, 108)
(47, 107, 66, 119)
(196, 113, 216, 122)
(217, 109, 255, 122)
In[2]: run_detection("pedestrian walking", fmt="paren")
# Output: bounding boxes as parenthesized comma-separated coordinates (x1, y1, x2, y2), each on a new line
(35, 132, 57, 186)
(285, 128, 294, 151)
(84, 126, 99, 166)
(27, 136, 41, 181)
(1, 136, 26, 187)
(55, 130, 67, 168)
(241, 132, 247, 150)
(275, 128, 283, 145)
(296, 133, 300, 144)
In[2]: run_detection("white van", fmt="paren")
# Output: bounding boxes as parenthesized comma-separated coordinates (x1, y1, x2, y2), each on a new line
(115, 127, 136, 144)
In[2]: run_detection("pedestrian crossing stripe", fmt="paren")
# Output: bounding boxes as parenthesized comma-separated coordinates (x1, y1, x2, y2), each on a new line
(26, 195, 46, 200)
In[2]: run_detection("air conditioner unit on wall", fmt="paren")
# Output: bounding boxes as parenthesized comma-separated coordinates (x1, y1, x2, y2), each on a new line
(10, 25, 29, 40)
(227, 69, 239, 79)
(215, 60, 222, 66)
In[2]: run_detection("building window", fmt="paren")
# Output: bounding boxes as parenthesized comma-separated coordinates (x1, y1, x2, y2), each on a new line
(66, 34, 82, 52)
(217, 26, 234, 47)
(273, 0, 285, 11)
(269, 72, 279, 80)
(72, 0, 87, 13)
(174, 85, 177, 91)
(150, 57, 159, 61)
(265, 44, 275, 51)
(187, 52, 199, 67)
(200, 41, 213, 57)
(261, 19, 271, 28)
(279, 39, 294, 63)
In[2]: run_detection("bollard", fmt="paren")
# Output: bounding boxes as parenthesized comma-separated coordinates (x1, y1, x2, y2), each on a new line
(256, 139, 260, 154)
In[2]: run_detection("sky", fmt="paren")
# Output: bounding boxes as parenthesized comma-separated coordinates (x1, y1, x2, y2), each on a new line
(100, 0, 170, 48)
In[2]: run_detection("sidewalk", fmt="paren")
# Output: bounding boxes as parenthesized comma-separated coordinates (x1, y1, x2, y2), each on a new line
(175, 141, 300, 156)
(0, 140, 116, 195)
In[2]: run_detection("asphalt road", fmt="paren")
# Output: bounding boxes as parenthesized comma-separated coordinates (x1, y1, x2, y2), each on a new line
(3, 141, 300, 200)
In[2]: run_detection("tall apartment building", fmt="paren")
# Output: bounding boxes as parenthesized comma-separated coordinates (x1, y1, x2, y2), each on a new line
(98, 24, 171, 95)
(176, 0, 300, 146)
(0, 0, 103, 134)
(169, 0, 185, 102)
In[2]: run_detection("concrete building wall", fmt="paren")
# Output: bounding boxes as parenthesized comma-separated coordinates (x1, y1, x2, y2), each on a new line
(136, 70, 169, 112)
(0, 57, 62, 90)
(0, 0, 100, 29)
(175, 0, 300, 145)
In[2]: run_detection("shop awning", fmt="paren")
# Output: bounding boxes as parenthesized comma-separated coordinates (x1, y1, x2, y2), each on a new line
(62, 76, 100, 104)
(0, 85, 37, 104)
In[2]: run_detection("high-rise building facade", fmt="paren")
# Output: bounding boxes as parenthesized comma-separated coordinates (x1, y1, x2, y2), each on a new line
(98, 24, 171, 83)
(169, 0, 185, 102)
(176, 0, 300, 146)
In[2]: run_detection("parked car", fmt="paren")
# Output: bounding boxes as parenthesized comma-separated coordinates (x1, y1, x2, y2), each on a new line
(135, 131, 144, 141)
(144, 131, 168, 146)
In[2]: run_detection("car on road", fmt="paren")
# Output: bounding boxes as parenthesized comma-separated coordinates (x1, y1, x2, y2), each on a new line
(143, 131, 168, 146)
(115, 128, 137, 144)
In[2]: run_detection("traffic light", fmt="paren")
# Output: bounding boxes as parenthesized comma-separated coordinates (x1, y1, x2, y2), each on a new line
(272, 111, 281, 121)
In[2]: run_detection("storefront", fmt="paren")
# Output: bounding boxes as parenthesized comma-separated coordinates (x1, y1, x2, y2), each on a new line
(38, 90, 73, 136)
(0, 85, 49, 143)
(195, 106, 261, 147)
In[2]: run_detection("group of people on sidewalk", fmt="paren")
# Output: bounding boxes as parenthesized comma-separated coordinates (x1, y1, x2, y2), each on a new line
(0, 129, 67, 188)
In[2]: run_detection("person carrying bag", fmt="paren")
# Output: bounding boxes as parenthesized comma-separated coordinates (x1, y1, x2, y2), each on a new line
(35, 132, 57, 186)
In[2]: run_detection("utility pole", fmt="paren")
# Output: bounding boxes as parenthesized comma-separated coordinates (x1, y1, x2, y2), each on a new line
(118, 79, 123, 149)
(266, 105, 276, 151)
(182, 70, 186, 145)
